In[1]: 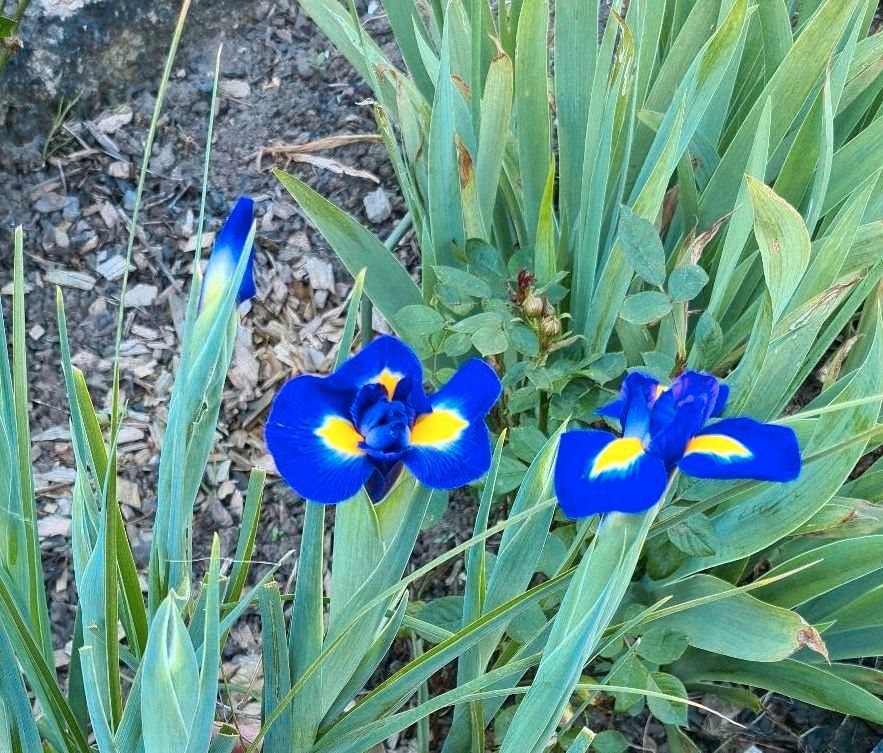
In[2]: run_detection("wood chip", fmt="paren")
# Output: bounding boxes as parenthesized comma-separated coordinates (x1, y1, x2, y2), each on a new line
(96, 254, 131, 281)
(220, 79, 251, 99)
(93, 104, 133, 134)
(38, 514, 71, 539)
(34, 466, 77, 491)
(125, 284, 159, 308)
(33, 425, 71, 442)
(117, 478, 142, 510)
(45, 268, 96, 291)
(107, 161, 133, 178)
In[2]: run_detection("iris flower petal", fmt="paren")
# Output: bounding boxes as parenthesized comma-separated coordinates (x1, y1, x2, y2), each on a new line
(329, 335, 429, 410)
(402, 358, 501, 488)
(554, 429, 668, 518)
(428, 358, 502, 418)
(201, 196, 256, 312)
(595, 398, 625, 420)
(265, 374, 374, 503)
(711, 384, 729, 417)
(404, 422, 492, 489)
(678, 417, 801, 482)
(648, 395, 712, 469)
(595, 371, 660, 429)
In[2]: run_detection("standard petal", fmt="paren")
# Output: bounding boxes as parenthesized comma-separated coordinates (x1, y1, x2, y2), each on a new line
(329, 335, 427, 406)
(648, 396, 710, 469)
(265, 374, 374, 503)
(677, 417, 801, 482)
(428, 357, 502, 418)
(595, 398, 625, 420)
(403, 422, 492, 489)
(711, 383, 729, 417)
(619, 371, 661, 438)
(554, 430, 668, 518)
(655, 371, 720, 427)
(201, 196, 256, 310)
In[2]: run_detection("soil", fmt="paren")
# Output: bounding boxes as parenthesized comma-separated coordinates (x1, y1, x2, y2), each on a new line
(1, 1, 882, 752)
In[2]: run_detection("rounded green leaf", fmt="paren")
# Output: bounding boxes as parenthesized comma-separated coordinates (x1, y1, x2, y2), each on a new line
(618, 206, 667, 286)
(472, 326, 509, 356)
(667, 264, 709, 302)
(620, 291, 672, 324)
(394, 305, 446, 336)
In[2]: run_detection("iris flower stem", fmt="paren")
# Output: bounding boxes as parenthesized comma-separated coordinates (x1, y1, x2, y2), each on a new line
(538, 391, 550, 434)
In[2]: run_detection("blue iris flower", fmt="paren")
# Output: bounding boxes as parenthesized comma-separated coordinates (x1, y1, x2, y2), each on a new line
(199, 196, 256, 313)
(554, 370, 801, 518)
(265, 336, 502, 504)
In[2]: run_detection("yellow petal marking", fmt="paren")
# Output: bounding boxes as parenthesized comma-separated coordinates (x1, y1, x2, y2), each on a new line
(315, 416, 365, 456)
(590, 437, 645, 478)
(410, 408, 468, 448)
(373, 369, 403, 400)
(654, 383, 667, 399)
(684, 433, 752, 460)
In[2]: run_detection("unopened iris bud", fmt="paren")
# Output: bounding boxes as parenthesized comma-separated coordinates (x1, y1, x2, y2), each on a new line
(199, 196, 256, 316)
(540, 316, 561, 338)
(523, 294, 544, 318)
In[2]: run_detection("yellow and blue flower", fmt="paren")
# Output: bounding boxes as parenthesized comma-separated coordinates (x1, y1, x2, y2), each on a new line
(265, 336, 502, 503)
(199, 196, 256, 313)
(554, 371, 801, 518)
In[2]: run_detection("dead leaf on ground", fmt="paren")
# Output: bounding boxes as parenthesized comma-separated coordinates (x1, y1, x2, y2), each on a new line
(251, 133, 382, 173)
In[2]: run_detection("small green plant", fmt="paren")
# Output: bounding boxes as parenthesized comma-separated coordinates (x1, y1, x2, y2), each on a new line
(42, 91, 83, 164)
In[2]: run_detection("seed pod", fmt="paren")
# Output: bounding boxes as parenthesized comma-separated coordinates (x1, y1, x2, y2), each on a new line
(540, 316, 562, 338)
(522, 294, 544, 318)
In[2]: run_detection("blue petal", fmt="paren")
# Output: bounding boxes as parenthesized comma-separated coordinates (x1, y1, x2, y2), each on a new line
(330, 336, 429, 411)
(265, 374, 374, 504)
(657, 371, 720, 425)
(399, 358, 499, 489)
(554, 430, 668, 518)
(595, 398, 625, 420)
(648, 395, 711, 469)
(428, 358, 502, 418)
(620, 371, 660, 439)
(711, 383, 729, 417)
(403, 422, 492, 489)
(202, 197, 256, 309)
(677, 417, 801, 482)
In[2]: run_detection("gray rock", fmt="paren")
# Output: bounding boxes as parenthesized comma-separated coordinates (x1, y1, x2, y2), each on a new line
(364, 186, 392, 224)
(34, 192, 68, 213)
(62, 196, 81, 222)
(1, 0, 240, 140)
(123, 189, 137, 211)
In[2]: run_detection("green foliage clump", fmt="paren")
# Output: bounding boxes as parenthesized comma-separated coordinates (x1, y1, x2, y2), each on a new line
(275, 0, 883, 748)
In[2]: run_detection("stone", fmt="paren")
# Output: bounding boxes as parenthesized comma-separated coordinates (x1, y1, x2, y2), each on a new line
(62, 196, 81, 222)
(220, 78, 251, 99)
(364, 186, 392, 223)
(34, 192, 68, 214)
(94, 104, 133, 134)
